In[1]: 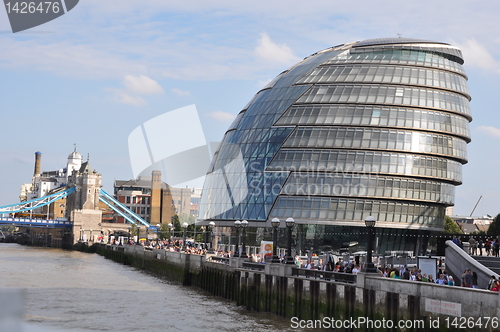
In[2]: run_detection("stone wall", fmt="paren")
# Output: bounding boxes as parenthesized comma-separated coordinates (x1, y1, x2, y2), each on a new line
(95, 244, 500, 331)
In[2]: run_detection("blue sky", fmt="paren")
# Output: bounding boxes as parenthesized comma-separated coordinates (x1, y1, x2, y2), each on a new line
(0, 0, 499, 217)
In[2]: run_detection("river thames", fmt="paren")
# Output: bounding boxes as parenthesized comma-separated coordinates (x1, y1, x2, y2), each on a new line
(0, 243, 300, 332)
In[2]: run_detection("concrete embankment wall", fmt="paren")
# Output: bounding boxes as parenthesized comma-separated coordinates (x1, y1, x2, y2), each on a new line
(94, 244, 500, 331)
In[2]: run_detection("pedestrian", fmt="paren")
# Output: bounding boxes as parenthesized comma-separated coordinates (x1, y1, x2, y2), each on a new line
(463, 269, 473, 287)
(469, 237, 476, 255)
(472, 271, 478, 288)
(485, 239, 491, 256)
(487, 275, 497, 290)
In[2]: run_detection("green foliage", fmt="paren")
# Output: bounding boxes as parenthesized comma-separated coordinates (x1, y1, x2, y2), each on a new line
(130, 224, 139, 236)
(171, 215, 181, 232)
(487, 213, 500, 237)
(444, 216, 462, 234)
(157, 223, 172, 240)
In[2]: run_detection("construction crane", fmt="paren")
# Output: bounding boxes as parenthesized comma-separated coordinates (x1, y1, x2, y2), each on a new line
(469, 195, 482, 217)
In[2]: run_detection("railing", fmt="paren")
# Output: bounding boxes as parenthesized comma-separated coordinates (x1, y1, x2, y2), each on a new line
(291, 267, 357, 284)
(242, 261, 265, 270)
(207, 256, 230, 264)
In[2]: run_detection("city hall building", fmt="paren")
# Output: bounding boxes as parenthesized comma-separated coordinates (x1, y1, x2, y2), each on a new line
(199, 38, 471, 254)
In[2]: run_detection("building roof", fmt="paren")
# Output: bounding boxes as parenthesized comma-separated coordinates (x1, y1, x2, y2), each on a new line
(354, 37, 449, 48)
(114, 176, 168, 190)
(458, 223, 479, 234)
(476, 224, 489, 233)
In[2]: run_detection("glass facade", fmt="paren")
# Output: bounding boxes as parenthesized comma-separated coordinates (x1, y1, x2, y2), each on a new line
(199, 37, 471, 238)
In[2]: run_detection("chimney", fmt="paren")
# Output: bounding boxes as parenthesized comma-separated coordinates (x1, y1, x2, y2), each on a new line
(34, 151, 42, 176)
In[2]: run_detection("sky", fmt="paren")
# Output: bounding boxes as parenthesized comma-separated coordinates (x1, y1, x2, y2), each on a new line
(0, 0, 499, 217)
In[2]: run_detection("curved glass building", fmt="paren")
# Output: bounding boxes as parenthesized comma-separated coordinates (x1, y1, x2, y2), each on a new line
(199, 38, 471, 253)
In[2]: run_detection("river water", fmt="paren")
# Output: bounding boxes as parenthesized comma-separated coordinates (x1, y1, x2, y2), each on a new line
(0, 243, 299, 332)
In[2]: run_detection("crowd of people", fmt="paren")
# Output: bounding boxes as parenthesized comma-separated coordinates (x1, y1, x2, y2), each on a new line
(104, 236, 500, 292)
(454, 235, 500, 257)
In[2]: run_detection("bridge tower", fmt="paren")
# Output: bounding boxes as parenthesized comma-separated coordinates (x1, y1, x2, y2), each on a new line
(66, 160, 103, 243)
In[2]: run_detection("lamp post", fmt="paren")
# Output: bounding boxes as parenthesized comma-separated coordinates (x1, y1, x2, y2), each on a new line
(233, 220, 241, 257)
(182, 222, 188, 251)
(167, 223, 173, 246)
(270, 218, 280, 263)
(362, 216, 377, 273)
(285, 218, 295, 264)
(136, 225, 141, 245)
(156, 224, 161, 241)
(240, 220, 248, 258)
(208, 221, 215, 253)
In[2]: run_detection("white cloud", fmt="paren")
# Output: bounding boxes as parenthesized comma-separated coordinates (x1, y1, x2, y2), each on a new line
(476, 126, 500, 139)
(123, 75, 164, 95)
(208, 111, 236, 122)
(454, 39, 500, 73)
(255, 33, 300, 64)
(106, 75, 163, 106)
(107, 88, 147, 106)
(171, 88, 191, 96)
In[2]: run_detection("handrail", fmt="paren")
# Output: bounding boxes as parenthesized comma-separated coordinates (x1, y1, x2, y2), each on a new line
(242, 261, 265, 270)
(291, 267, 357, 284)
(207, 256, 230, 264)
(445, 240, 498, 289)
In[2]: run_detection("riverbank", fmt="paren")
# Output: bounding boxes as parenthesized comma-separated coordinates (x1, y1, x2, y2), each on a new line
(90, 243, 500, 332)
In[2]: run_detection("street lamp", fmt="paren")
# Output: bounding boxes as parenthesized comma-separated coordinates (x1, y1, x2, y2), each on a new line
(136, 225, 141, 245)
(285, 218, 295, 264)
(208, 221, 215, 254)
(233, 220, 241, 258)
(240, 220, 248, 259)
(270, 218, 280, 263)
(182, 222, 188, 251)
(362, 216, 377, 273)
(167, 223, 174, 245)
(156, 224, 161, 241)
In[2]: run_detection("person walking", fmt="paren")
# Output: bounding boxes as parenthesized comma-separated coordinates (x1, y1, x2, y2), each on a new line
(469, 237, 477, 255)
(485, 239, 491, 256)
(463, 269, 473, 287)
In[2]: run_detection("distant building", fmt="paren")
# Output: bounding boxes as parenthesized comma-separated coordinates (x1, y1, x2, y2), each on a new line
(20, 148, 82, 202)
(113, 173, 201, 225)
(449, 215, 493, 234)
(19, 148, 92, 219)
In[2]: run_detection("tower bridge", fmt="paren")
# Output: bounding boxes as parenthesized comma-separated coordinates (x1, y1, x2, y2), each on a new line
(0, 149, 156, 245)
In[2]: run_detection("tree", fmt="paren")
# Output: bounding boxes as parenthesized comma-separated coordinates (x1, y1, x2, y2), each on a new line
(157, 223, 172, 240)
(130, 224, 139, 237)
(487, 213, 500, 237)
(444, 216, 462, 234)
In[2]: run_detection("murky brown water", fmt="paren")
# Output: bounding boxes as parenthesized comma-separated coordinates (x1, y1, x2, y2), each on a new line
(0, 243, 299, 332)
